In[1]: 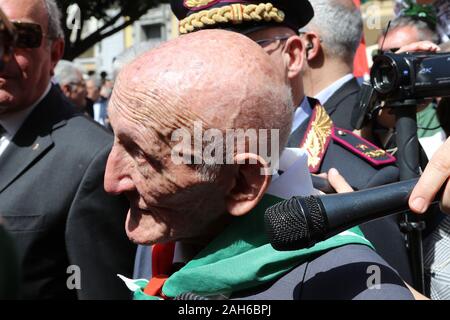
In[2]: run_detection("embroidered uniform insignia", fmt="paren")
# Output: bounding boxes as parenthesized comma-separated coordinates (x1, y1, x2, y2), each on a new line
(333, 129, 396, 166)
(300, 102, 333, 173)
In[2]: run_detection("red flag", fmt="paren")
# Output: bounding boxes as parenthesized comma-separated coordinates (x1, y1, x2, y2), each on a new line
(353, 0, 370, 79)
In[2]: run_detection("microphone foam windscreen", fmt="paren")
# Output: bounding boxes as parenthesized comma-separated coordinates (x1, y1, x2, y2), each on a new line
(264, 197, 309, 251)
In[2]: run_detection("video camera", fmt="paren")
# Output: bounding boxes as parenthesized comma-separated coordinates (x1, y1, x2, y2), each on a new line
(0, 7, 16, 71)
(352, 50, 450, 130)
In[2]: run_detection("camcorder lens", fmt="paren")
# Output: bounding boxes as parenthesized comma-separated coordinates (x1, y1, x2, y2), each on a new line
(372, 59, 397, 95)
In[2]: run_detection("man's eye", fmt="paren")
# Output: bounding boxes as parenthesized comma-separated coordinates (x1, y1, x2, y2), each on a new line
(131, 148, 163, 172)
(130, 148, 146, 162)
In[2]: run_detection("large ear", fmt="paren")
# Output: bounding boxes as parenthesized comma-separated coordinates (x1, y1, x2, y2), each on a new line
(225, 153, 271, 217)
(282, 35, 305, 80)
(60, 83, 72, 96)
(50, 38, 65, 77)
(302, 32, 322, 62)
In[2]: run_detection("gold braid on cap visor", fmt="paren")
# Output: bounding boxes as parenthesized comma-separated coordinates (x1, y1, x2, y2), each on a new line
(179, 3, 285, 34)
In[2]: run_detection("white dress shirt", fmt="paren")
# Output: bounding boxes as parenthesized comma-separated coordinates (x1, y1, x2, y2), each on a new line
(315, 73, 354, 105)
(0, 83, 51, 157)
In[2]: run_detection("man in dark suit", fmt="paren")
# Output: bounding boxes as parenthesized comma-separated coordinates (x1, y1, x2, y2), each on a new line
(0, 0, 135, 299)
(322, 78, 361, 129)
(300, 0, 362, 130)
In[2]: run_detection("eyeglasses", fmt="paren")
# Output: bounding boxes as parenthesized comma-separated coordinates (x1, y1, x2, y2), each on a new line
(69, 81, 86, 89)
(12, 21, 54, 49)
(254, 36, 290, 47)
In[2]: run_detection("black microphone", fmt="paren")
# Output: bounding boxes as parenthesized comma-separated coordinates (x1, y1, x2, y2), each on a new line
(264, 178, 441, 251)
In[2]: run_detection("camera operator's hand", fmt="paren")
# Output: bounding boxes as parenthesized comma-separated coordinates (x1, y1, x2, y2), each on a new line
(409, 137, 450, 214)
(395, 41, 440, 54)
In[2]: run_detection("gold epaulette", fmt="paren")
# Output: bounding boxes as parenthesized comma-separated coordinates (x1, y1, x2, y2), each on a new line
(332, 129, 396, 167)
(300, 100, 333, 173)
(299, 99, 396, 173)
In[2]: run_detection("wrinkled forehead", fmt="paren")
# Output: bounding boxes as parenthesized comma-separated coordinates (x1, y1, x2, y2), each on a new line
(380, 26, 420, 50)
(109, 78, 202, 141)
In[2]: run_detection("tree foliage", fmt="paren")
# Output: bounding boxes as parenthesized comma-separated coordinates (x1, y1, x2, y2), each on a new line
(57, 0, 167, 60)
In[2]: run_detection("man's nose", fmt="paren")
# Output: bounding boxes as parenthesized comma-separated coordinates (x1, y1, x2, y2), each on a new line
(104, 148, 135, 195)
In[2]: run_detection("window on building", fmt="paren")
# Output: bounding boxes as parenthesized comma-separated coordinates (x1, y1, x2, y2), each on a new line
(142, 24, 163, 41)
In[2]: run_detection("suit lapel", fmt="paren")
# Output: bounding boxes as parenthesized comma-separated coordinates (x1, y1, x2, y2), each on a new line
(287, 116, 309, 148)
(0, 87, 69, 193)
(323, 77, 360, 116)
(0, 133, 53, 193)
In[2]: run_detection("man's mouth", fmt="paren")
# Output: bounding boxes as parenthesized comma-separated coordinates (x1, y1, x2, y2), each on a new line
(125, 192, 170, 215)
(137, 207, 153, 213)
(129, 205, 152, 215)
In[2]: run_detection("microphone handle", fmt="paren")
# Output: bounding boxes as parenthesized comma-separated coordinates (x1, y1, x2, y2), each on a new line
(310, 178, 442, 240)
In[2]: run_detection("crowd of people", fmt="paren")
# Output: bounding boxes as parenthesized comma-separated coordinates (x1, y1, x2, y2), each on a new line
(1, 0, 450, 300)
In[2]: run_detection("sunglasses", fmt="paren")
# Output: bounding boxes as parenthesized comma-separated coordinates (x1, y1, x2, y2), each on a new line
(0, 10, 17, 68)
(12, 21, 48, 49)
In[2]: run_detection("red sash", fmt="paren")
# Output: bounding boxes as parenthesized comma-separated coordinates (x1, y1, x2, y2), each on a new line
(143, 242, 175, 298)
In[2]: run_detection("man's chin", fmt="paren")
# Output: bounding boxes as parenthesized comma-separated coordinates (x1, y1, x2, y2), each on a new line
(125, 229, 155, 245)
(125, 208, 167, 245)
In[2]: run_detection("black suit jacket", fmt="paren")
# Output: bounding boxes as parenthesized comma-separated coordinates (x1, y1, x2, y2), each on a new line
(323, 77, 361, 130)
(233, 245, 413, 300)
(0, 225, 20, 299)
(0, 87, 136, 299)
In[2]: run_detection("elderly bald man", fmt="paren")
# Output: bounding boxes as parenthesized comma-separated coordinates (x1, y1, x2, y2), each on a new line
(165, 0, 413, 285)
(105, 29, 414, 300)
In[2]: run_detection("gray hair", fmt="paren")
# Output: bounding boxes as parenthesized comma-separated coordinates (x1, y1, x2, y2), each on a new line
(303, 0, 363, 63)
(43, 0, 64, 39)
(87, 76, 103, 88)
(54, 60, 83, 86)
(385, 16, 439, 44)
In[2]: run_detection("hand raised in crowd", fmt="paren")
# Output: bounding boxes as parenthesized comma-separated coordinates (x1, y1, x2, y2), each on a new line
(409, 137, 450, 214)
(395, 40, 441, 53)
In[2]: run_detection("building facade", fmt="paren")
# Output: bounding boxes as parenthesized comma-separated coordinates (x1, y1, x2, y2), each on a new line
(74, 4, 176, 78)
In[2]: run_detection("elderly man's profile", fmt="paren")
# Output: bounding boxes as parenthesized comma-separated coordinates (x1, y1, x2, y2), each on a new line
(106, 29, 414, 300)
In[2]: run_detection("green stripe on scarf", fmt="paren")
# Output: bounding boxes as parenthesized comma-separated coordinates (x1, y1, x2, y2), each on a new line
(134, 194, 373, 300)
